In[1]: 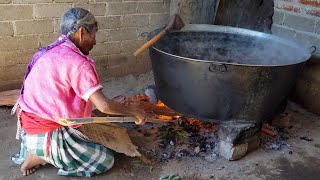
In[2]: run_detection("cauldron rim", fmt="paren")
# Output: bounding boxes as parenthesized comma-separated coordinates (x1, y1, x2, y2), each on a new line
(148, 24, 311, 67)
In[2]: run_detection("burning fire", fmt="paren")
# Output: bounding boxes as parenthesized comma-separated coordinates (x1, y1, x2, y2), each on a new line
(153, 98, 217, 130)
(153, 100, 181, 121)
(114, 93, 217, 129)
(156, 100, 167, 107)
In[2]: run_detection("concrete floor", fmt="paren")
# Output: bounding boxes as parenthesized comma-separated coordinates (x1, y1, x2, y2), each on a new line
(1, 73, 319, 180)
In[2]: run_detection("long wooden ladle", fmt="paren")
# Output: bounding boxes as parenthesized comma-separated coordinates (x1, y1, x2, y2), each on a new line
(133, 14, 185, 56)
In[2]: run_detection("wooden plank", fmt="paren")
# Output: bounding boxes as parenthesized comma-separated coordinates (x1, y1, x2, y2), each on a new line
(0, 89, 20, 106)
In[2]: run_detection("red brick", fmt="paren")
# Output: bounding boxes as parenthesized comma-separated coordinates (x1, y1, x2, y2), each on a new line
(276, 5, 301, 13)
(306, 9, 320, 17)
(276, 5, 299, 12)
(299, 0, 320, 7)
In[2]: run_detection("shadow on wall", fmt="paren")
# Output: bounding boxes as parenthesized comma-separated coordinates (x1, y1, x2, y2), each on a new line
(214, 0, 274, 33)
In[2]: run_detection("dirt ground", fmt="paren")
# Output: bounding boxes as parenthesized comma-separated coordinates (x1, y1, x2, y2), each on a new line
(1, 72, 320, 180)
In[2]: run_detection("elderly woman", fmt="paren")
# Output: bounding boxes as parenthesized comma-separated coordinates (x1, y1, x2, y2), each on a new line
(11, 8, 148, 177)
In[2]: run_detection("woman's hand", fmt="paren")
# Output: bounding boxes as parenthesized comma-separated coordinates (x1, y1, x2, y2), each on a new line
(130, 107, 148, 125)
(90, 90, 148, 124)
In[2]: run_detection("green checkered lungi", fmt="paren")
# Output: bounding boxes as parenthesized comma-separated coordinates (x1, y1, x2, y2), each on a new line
(12, 127, 114, 177)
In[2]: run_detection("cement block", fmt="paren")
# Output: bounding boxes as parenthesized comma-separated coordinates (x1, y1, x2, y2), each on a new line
(0, 50, 36, 67)
(92, 55, 108, 69)
(102, 53, 151, 79)
(283, 13, 316, 33)
(91, 42, 121, 56)
(107, 54, 129, 67)
(96, 16, 121, 29)
(218, 141, 248, 161)
(0, 22, 13, 36)
(122, 15, 149, 27)
(218, 135, 260, 160)
(247, 136, 260, 153)
(137, 2, 169, 14)
(150, 13, 170, 26)
(15, 20, 54, 35)
(109, 28, 137, 41)
(0, 64, 26, 81)
(13, 0, 51, 3)
(95, 0, 120, 2)
(96, 30, 110, 43)
(0, 0, 12, 4)
(218, 122, 259, 145)
(0, 5, 33, 21)
(107, 2, 137, 15)
(271, 24, 296, 40)
(75, 3, 106, 16)
(54, 19, 61, 33)
(38, 33, 59, 47)
(54, 0, 88, 2)
(137, 25, 162, 40)
(120, 40, 144, 53)
(272, 10, 284, 25)
(34, 4, 72, 18)
(0, 36, 38, 51)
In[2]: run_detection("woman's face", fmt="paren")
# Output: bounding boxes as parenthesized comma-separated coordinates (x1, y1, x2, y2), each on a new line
(78, 27, 97, 55)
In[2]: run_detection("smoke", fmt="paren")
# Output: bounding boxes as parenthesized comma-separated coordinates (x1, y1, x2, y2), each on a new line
(152, 31, 310, 66)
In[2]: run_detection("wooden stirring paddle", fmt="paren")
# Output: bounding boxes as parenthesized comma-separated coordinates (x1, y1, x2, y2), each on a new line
(58, 116, 170, 126)
(133, 14, 185, 56)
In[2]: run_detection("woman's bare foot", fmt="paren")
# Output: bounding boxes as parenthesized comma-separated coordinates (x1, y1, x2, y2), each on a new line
(20, 154, 46, 176)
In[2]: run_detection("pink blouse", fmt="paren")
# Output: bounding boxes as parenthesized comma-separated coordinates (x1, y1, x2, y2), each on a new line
(18, 37, 103, 122)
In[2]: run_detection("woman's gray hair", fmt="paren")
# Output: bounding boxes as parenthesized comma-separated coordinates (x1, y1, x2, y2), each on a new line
(60, 7, 98, 36)
(33, 8, 97, 62)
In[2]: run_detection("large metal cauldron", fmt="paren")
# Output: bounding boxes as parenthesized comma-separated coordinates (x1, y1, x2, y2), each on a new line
(148, 24, 311, 123)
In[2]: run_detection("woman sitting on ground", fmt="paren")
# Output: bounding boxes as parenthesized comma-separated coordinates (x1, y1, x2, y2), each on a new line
(11, 7, 147, 177)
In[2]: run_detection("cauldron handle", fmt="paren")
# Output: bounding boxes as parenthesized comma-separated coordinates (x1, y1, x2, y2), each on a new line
(209, 63, 227, 72)
(309, 46, 316, 54)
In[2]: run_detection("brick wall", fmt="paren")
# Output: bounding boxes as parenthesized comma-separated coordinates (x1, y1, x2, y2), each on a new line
(0, 0, 170, 91)
(272, 0, 320, 55)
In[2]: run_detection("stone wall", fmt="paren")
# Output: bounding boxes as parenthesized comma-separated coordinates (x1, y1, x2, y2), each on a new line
(272, 0, 320, 55)
(0, 0, 170, 91)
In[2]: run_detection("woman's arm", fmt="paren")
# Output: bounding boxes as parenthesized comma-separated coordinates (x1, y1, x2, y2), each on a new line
(89, 90, 148, 124)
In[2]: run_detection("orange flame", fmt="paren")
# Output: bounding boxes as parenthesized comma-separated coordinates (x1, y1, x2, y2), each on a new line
(156, 100, 167, 107)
